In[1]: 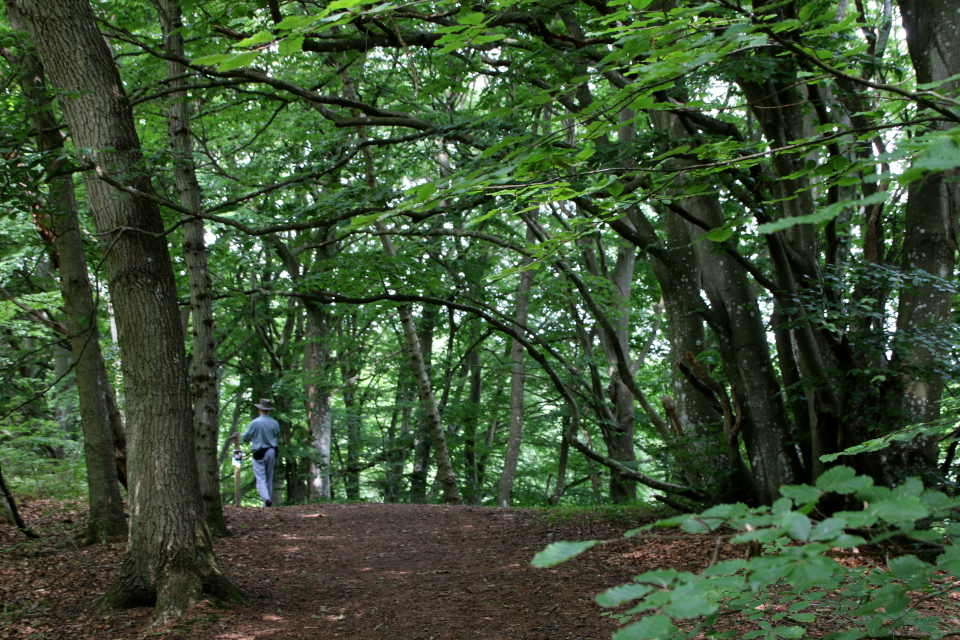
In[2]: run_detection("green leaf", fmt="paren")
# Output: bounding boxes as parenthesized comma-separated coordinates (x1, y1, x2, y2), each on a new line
(873, 498, 929, 524)
(662, 585, 717, 618)
(706, 226, 734, 242)
(236, 31, 275, 47)
(786, 553, 836, 588)
(809, 517, 845, 542)
(471, 34, 503, 46)
(275, 15, 305, 29)
(279, 35, 305, 55)
(191, 53, 235, 66)
(779, 512, 811, 542)
(888, 555, 929, 580)
(780, 485, 821, 504)
(773, 626, 805, 638)
(575, 148, 595, 162)
(815, 466, 871, 494)
(608, 181, 624, 199)
(458, 12, 486, 25)
(218, 51, 260, 71)
(633, 569, 677, 587)
(937, 543, 960, 576)
(597, 583, 655, 608)
(531, 540, 601, 567)
(613, 615, 677, 640)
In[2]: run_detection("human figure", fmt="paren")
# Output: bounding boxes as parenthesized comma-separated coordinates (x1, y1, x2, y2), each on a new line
(243, 398, 280, 507)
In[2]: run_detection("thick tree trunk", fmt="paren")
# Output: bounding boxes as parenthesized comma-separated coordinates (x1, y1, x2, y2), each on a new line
(157, 0, 226, 537)
(658, 212, 752, 503)
(13, 0, 239, 618)
(5, 8, 127, 541)
(691, 199, 803, 504)
(496, 225, 536, 507)
(52, 343, 74, 444)
(892, 0, 960, 477)
(337, 311, 363, 500)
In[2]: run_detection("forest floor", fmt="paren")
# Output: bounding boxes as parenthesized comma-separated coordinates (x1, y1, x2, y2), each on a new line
(1, 498, 959, 640)
(0, 498, 714, 639)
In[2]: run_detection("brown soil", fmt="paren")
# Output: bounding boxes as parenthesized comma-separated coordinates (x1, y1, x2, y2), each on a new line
(0, 500, 731, 640)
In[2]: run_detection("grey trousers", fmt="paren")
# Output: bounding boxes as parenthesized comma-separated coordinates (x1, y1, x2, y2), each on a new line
(252, 447, 276, 505)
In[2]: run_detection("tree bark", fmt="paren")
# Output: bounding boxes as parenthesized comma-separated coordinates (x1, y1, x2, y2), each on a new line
(0, 461, 39, 539)
(157, 0, 226, 537)
(376, 223, 461, 504)
(304, 303, 333, 500)
(461, 318, 483, 504)
(496, 224, 536, 507)
(12, 0, 240, 618)
(408, 304, 436, 503)
(892, 0, 960, 477)
(4, 6, 128, 541)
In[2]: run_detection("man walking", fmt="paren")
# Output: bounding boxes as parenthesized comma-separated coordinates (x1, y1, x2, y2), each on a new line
(243, 398, 280, 507)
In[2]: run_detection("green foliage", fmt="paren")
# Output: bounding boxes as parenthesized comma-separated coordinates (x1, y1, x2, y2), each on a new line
(821, 417, 959, 464)
(536, 465, 960, 639)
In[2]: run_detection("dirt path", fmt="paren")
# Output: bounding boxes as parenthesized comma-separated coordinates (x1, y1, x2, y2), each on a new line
(1, 501, 731, 640)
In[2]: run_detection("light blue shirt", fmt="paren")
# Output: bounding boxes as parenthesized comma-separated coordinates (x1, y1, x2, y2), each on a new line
(243, 414, 280, 450)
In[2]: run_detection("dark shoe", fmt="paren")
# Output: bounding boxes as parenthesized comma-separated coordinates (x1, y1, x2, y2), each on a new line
(265, 500, 272, 507)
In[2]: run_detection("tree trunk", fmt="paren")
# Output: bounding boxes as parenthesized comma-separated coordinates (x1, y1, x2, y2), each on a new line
(13, 0, 240, 618)
(409, 303, 437, 503)
(304, 303, 333, 500)
(376, 223, 460, 504)
(462, 321, 483, 504)
(550, 412, 572, 505)
(51, 342, 74, 445)
(157, 0, 226, 537)
(892, 0, 960, 479)
(598, 239, 638, 503)
(342, 378, 361, 500)
(0, 461, 39, 539)
(496, 224, 536, 507)
(691, 198, 803, 504)
(5, 6, 128, 541)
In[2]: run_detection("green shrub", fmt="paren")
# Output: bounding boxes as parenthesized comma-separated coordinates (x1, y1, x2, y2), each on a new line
(533, 466, 960, 640)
